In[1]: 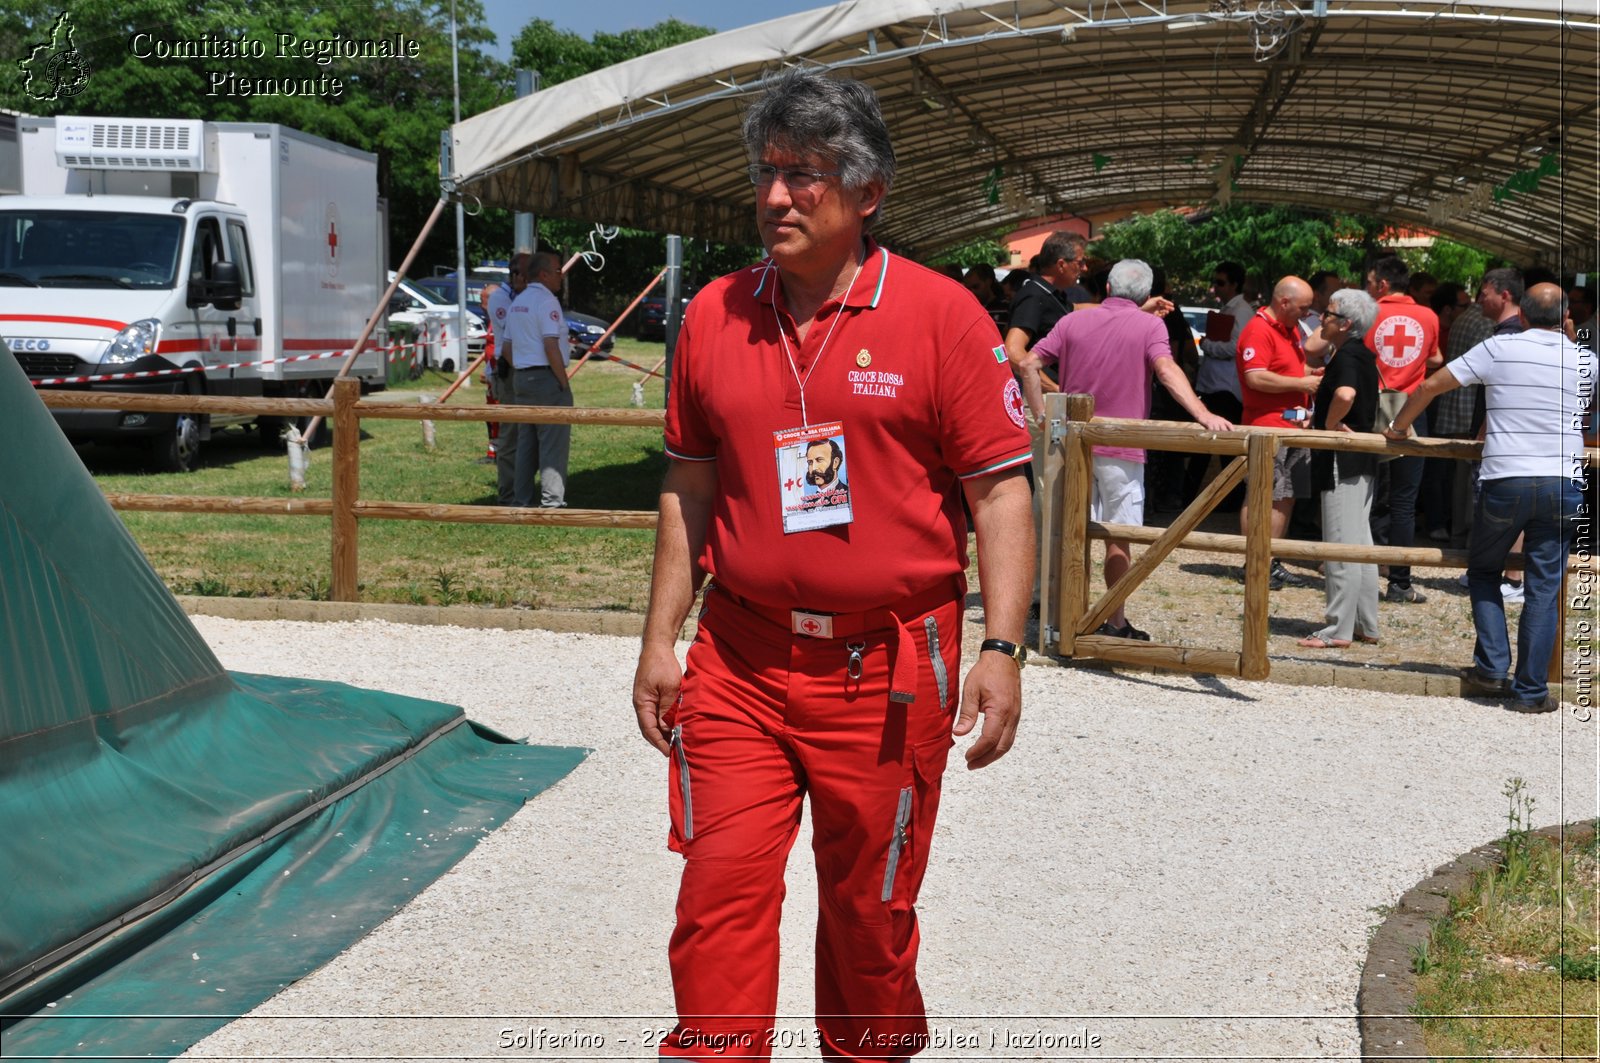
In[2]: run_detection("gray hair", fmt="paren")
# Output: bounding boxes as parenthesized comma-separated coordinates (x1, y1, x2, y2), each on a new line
(742, 69, 895, 220)
(1521, 285, 1567, 328)
(1107, 259, 1153, 303)
(1326, 288, 1378, 335)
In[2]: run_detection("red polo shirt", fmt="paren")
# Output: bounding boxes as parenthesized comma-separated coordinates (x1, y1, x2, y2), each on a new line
(664, 240, 1032, 613)
(1236, 308, 1308, 428)
(1365, 294, 1440, 393)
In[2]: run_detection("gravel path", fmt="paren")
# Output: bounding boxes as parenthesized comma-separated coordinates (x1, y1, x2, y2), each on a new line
(180, 616, 1597, 1062)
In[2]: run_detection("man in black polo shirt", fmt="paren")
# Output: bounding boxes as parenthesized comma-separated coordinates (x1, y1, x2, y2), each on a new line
(1004, 231, 1086, 420)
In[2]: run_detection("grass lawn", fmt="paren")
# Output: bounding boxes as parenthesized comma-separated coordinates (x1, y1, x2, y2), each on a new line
(1413, 781, 1599, 1060)
(83, 339, 671, 610)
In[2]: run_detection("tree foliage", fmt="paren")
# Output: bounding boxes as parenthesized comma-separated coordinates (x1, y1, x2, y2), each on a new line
(1091, 205, 1387, 301)
(510, 18, 713, 87)
(1091, 205, 1501, 302)
(1401, 239, 1496, 289)
(927, 230, 1011, 269)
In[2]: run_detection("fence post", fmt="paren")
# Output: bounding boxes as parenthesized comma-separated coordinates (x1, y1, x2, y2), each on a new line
(1241, 431, 1276, 680)
(1035, 391, 1068, 655)
(1055, 394, 1095, 656)
(330, 378, 361, 602)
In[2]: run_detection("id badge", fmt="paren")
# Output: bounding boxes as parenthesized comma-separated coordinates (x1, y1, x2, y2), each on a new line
(774, 421, 853, 534)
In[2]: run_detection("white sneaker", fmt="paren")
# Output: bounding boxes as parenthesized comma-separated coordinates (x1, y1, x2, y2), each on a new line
(1501, 580, 1524, 604)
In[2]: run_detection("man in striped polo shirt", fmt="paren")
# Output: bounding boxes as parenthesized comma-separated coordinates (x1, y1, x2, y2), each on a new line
(1384, 283, 1593, 712)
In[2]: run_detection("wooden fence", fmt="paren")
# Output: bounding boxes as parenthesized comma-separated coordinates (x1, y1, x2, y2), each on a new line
(1034, 391, 1597, 682)
(38, 379, 663, 602)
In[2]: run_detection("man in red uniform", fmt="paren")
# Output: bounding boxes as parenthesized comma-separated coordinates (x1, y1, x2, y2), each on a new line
(1364, 255, 1443, 603)
(631, 69, 1034, 1062)
(1237, 276, 1318, 589)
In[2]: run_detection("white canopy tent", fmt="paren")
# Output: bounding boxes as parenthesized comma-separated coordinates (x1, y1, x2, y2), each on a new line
(448, 0, 1599, 267)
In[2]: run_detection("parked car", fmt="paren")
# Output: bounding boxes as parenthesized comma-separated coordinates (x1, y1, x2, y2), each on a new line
(637, 291, 695, 341)
(415, 275, 494, 324)
(1181, 305, 1212, 347)
(565, 310, 615, 355)
(386, 271, 486, 373)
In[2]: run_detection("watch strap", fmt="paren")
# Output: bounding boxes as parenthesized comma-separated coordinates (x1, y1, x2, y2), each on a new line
(980, 638, 1026, 666)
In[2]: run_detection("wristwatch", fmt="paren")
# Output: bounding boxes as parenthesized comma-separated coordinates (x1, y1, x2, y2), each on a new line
(980, 638, 1028, 667)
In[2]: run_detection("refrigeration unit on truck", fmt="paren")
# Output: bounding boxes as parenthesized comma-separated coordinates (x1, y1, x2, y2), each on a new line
(0, 115, 387, 470)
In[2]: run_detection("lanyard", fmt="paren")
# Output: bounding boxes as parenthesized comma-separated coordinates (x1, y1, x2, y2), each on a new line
(1026, 276, 1071, 314)
(772, 256, 866, 427)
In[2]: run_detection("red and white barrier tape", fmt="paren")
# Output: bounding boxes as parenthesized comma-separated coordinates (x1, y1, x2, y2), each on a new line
(27, 341, 422, 387)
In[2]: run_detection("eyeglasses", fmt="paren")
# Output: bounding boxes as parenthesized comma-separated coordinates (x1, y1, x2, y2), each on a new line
(747, 163, 841, 192)
(1324, 311, 1348, 323)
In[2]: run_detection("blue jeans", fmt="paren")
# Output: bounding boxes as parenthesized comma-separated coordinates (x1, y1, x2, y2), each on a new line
(1466, 476, 1586, 702)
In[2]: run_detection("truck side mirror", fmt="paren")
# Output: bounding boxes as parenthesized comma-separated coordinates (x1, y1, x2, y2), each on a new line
(389, 292, 410, 313)
(210, 261, 242, 311)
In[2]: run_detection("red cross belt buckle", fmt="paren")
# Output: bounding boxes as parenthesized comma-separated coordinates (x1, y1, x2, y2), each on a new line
(791, 610, 834, 639)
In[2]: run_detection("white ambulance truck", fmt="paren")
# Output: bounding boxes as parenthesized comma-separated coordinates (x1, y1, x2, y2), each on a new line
(0, 116, 386, 470)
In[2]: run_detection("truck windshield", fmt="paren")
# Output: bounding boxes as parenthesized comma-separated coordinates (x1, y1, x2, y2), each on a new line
(0, 210, 185, 290)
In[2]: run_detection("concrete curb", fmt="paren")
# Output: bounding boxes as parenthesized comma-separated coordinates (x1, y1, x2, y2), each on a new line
(1356, 820, 1597, 1060)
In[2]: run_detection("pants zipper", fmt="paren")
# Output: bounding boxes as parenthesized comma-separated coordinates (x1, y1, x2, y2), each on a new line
(671, 723, 693, 840)
(880, 785, 913, 902)
(924, 615, 949, 709)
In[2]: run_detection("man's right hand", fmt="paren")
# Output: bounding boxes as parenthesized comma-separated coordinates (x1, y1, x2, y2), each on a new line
(631, 644, 682, 756)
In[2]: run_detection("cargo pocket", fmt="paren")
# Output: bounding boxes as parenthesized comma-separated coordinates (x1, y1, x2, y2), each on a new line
(668, 723, 694, 847)
(881, 735, 953, 907)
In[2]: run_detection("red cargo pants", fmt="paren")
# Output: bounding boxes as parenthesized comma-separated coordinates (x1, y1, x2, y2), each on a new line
(660, 582, 961, 1063)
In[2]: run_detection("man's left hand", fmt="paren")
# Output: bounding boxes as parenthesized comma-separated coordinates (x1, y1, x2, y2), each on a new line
(1196, 411, 1234, 432)
(954, 652, 1022, 769)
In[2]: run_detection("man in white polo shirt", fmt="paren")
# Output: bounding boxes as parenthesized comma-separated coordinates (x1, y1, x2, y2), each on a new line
(504, 251, 573, 508)
(1385, 283, 1593, 712)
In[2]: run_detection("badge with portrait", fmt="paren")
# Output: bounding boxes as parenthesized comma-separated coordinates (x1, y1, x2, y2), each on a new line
(774, 421, 853, 534)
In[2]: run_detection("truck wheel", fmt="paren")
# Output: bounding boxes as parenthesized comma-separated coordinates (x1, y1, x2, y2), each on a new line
(257, 416, 285, 448)
(440, 356, 456, 374)
(153, 411, 202, 472)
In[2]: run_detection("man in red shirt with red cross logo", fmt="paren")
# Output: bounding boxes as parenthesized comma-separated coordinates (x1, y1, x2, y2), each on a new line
(1365, 255, 1443, 603)
(630, 70, 1034, 1062)
(1237, 276, 1319, 589)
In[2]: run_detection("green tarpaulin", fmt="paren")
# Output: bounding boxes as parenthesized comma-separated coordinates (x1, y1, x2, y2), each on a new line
(0, 346, 586, 1058)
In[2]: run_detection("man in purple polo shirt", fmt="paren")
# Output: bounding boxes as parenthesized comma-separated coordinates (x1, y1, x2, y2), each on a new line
(1030, 259, 1234, 639)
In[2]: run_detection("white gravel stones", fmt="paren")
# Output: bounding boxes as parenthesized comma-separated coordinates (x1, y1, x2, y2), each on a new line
(181, 616, 1596, 1061)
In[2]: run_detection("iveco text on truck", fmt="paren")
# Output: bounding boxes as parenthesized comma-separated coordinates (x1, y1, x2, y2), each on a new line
(0, 116, 386, 470)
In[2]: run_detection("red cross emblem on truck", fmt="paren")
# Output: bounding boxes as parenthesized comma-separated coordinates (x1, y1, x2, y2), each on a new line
(327, 221, 338, 260)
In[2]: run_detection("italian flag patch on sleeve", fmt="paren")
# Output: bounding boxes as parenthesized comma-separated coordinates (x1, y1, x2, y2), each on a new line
(992, 344, 1006, 364)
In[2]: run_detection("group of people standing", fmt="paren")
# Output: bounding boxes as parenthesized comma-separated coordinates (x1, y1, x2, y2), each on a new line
(992, 240, 1591, 714)
(481, 249, 574, 509)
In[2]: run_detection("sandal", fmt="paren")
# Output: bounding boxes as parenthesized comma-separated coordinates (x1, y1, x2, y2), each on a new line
(1297, 635, 1352, 649)
(1353, 631, 1380, 645)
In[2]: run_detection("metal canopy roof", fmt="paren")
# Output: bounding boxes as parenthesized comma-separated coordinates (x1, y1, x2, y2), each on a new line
(450, 0, 1600, 266)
